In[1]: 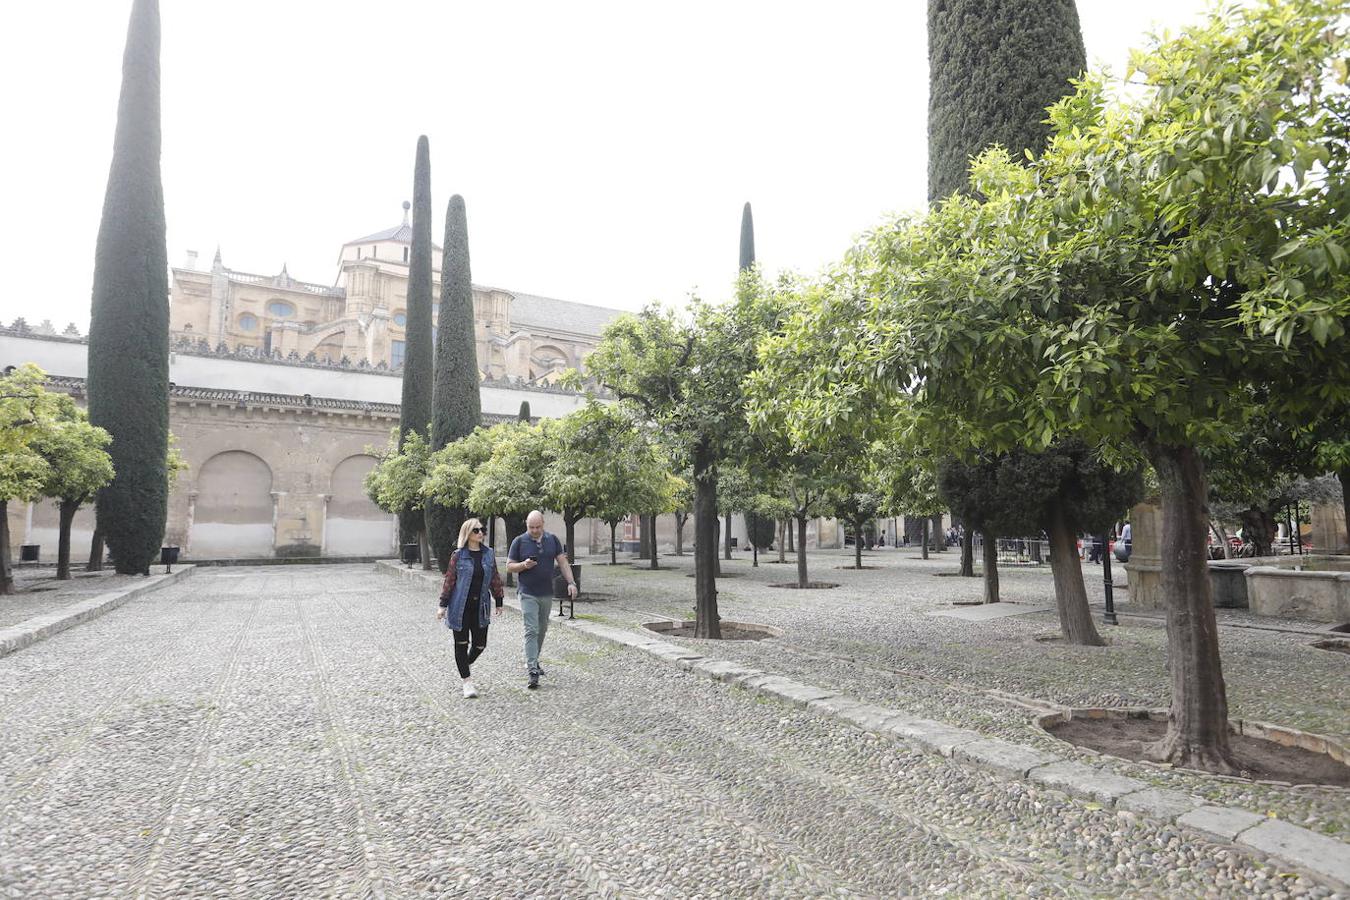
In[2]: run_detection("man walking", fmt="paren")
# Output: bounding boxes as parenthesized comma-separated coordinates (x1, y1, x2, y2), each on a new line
(507, 510, 577, 689)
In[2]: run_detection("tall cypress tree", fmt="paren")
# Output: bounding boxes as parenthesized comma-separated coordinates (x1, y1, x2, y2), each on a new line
(518, 401, 530, 422)
(87, 0, 169, 575)
(738, 202, 755, 271)
(399, 136, 435, 550)
(927, 0, 1086, 202)
(426, 194, 482, 571)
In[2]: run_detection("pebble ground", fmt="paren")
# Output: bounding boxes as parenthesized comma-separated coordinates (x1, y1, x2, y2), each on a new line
(0, 563, 1343, 898)
(578, 549, 1350, 841)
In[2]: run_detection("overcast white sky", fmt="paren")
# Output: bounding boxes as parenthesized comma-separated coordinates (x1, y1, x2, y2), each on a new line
(0, 0, 1213, 330)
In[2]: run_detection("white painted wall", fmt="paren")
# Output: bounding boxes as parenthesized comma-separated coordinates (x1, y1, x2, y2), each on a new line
(2, 333, 595, 417)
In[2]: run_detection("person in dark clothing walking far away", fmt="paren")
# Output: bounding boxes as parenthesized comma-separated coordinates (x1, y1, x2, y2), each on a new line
(507, 510, 577, 689)
(437, 518, 504, 698)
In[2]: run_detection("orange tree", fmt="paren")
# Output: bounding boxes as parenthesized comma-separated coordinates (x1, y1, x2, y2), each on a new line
(752, 0, 1349, 772)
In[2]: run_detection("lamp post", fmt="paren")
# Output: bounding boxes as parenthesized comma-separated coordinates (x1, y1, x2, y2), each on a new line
(1100, 532, 1117, 625)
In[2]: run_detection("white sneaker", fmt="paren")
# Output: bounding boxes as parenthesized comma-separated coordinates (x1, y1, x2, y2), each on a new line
(462, 680, 478, 698)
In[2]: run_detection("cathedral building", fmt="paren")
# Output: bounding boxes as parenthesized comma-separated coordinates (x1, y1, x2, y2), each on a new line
(169, 203, 622, 383)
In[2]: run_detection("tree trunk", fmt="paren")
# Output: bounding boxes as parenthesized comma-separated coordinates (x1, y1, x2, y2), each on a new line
(1148, 442, 1236, 773)
(564, 511, 579, 562)
(610, 522, 618, 565)
(647, 514, 659, 570)
(692, 444, 721, 639)
(638, 514, 651, 559)
(931, 514, 944, 551)
(724, 513, 732, 561)
(0, 500, 14, 595)
(777, 519, 786, 563)
(786, 520, 794, 553)
(1210, 520, 1234, 559)
(981, 531, 1000, 603)
(87, 528, 105, 572)
(796, 515, 809, 588)
(57, 500, 80, 581)
(921, 519, 929, 560)
(1046, 507, 1104, 645)
(960, 528, 975, 576)
(674, 510, 687, 555)
(751, 513, 758, 568)
(854, 518, 863, 569)
(1238, 507, 1275, 557)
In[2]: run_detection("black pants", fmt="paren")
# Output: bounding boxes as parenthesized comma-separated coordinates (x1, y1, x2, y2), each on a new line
(453, 602, 489, 678)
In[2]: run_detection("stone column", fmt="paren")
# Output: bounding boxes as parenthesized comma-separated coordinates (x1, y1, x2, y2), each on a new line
(1310, 502, 1348, 555)
(185, 491, 198, 557)
(319, 494, 331, 555)
(271, 491, 283, 555)
(1123, 502, 1164, 609)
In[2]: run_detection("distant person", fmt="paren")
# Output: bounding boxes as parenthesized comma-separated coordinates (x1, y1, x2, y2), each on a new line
(437, 518, 504, 698)
(507, 510, 577, 689)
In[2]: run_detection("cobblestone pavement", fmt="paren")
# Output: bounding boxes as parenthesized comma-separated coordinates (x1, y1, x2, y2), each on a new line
(569, 550, 1350, 840)
(0, 565, 1341, 898)
(0, 568, 151, 629)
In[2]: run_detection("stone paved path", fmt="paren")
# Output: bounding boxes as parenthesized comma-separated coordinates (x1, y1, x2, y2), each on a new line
(0, 565, 1336, 898)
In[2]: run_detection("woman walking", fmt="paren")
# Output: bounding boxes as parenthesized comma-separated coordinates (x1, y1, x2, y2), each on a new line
(437, 518, 504, 697)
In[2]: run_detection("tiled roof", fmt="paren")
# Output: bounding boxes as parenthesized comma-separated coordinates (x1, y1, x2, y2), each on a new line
(498, 289, 626, 337)
(348, 223, 413, 244)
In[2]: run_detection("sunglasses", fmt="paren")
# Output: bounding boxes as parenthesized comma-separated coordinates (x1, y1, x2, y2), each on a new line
(470, 527, 484, 534)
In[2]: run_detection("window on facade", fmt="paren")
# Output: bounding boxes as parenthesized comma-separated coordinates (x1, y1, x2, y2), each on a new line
(356, 247, 361, 259)
(267, 300, 295, 318)
(391, 340, 406, 368)
(393, 311, 407, 327)
(238, 313, 258, 331)
(370, 246, 377, 259)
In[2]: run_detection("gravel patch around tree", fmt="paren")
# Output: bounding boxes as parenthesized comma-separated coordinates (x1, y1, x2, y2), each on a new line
(1, 563, 1341, 896)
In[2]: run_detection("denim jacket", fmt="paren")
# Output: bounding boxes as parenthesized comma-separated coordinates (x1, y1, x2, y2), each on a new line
(438, 546, 504, 631)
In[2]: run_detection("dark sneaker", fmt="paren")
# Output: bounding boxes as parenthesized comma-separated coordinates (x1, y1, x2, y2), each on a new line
(527, 672, 540, 690)
(535, 666, 546, 677)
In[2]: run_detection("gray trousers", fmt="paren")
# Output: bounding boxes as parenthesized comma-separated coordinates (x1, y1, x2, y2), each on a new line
(519, 591, 551, 673)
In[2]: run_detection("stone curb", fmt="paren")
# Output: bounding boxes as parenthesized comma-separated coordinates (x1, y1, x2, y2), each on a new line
(0, 566, 196, 658)
(376, 560, 1350, 891)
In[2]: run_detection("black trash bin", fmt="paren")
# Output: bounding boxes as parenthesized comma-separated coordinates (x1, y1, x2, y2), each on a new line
(19, 545, 39, 562)
(401, 543, 420, 566)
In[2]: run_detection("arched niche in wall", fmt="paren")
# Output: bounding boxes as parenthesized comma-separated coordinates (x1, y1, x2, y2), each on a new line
(190, 450, 275, 559)
(325, 454, 393, 556)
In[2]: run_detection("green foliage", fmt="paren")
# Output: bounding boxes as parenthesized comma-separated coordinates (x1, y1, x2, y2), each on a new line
(365, 429, 432, 515)
(33, 395, 114, 505)
(0, 365, 61, 503)
(468, 421, 552, 521)
(758, 0, 1350, 460)
(399, 136, 436, 541)
(927, 0, 1085, 202)
(427, 194, 483, 567)
(87, 0, 170, 574)
(423, 423, 523, 512)
(739, 202, 756, 271)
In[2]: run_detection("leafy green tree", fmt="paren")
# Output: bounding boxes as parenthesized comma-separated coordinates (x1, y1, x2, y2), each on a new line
(927, 0, 1085, 202)
(758, 1, 1349, 770)
(586, 297, 762, 638)
(469, 421, 552, 547)
(427, 195, 483, 571)
(0, 366, 62, 594)
(831, 488, 882, 571)
(422, 423, 523, 517)
(33, 396, 114, 580)
(87, 0, 170, 575)
(398, 136, 436, 549)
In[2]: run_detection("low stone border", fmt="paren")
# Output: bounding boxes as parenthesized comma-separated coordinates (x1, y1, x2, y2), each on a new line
(0, 566, 196, 658)
(375, 560, 1350, 891)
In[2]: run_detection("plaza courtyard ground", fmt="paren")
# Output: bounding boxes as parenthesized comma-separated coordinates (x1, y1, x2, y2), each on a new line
(0, 552, 1346, 897)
